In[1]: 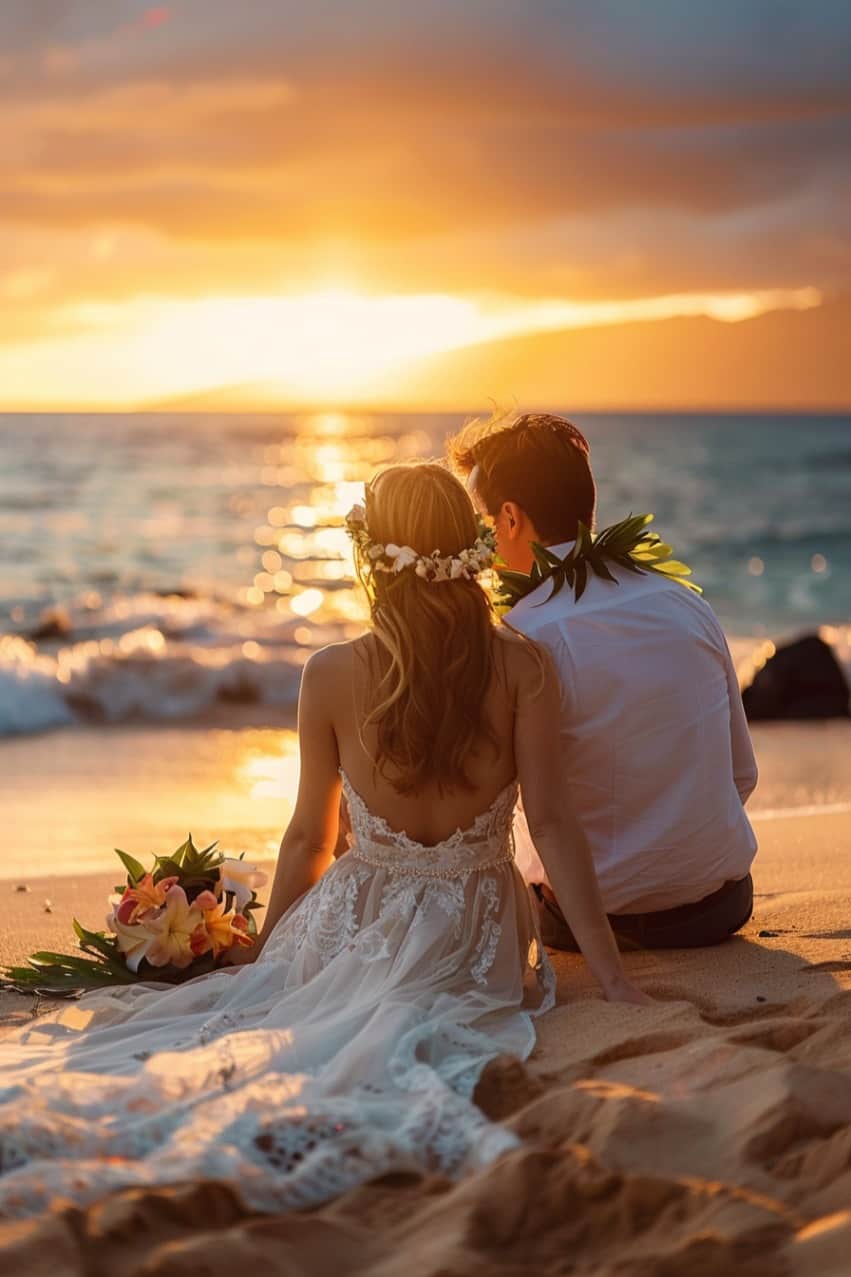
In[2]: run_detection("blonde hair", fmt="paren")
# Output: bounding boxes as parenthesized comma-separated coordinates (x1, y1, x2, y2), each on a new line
(354, 462, 498, 794)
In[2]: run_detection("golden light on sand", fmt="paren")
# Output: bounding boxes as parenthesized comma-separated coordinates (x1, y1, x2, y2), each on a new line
(239, 741, 301, 801)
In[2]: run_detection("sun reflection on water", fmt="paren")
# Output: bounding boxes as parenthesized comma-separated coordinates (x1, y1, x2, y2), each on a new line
(234, 412, 432, 630)
(238, 734, 301, 800)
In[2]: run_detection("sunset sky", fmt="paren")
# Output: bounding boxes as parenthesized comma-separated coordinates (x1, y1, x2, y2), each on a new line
(2, 1, 850, 409)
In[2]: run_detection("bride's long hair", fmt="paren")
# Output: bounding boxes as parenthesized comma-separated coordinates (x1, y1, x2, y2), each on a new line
(354, 462, 499, 794)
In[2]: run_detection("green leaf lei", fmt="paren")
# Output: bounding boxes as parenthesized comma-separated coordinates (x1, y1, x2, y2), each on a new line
(495, 513, 701, 610)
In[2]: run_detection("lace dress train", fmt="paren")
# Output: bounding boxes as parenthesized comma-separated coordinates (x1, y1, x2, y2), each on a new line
(0, 774, 555, 1217)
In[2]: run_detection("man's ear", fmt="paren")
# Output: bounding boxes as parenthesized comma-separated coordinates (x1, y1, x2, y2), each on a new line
(501, 501, 525, 539)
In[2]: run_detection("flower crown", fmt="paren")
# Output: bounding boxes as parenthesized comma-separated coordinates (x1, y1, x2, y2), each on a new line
(345, 500, 496, 584)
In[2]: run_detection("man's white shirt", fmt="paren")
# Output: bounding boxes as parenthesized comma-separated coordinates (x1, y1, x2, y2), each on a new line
(509, 546, 758, 914)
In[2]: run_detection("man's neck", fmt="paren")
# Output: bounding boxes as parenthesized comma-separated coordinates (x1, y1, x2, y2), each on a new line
(544, 540, 576, 558)
(520, 539, 575, 572)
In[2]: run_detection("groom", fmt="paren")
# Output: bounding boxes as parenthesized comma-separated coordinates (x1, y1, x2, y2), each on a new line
(450, 412, 758, 950)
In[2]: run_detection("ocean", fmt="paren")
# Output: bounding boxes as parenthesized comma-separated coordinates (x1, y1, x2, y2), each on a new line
(1, 411, 849, 739)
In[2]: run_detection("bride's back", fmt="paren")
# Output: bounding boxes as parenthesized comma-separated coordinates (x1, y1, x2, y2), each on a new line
(327, 462, 539, 847)
(329, 631, 528, 847)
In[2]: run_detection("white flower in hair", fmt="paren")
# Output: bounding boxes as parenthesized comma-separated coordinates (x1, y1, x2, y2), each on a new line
(344, 496, 497, 586)
(385, 544, 418, 572)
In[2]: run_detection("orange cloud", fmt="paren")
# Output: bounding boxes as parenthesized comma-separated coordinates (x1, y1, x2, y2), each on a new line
(0, 1, 848, 407)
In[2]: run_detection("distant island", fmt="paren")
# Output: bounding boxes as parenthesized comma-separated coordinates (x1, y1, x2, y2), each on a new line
(146, 294, 851, 414)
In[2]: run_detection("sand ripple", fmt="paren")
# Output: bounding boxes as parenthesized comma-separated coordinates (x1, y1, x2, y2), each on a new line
(2, 979, 850, 1276)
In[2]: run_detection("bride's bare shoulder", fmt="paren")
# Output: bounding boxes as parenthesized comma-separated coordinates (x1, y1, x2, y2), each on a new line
(303, 637, 362, 673)
(492, 627, 557, 698)
(301, 636, 371, 691)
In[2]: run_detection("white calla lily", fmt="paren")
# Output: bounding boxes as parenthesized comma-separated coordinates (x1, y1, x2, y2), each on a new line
(219, 857, 268, 912)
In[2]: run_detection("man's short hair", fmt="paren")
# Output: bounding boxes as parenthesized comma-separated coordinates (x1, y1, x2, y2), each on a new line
(449, 411, 596, 543)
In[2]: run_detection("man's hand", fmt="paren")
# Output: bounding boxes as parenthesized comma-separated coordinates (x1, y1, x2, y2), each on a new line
(602, 975, 654, 1005)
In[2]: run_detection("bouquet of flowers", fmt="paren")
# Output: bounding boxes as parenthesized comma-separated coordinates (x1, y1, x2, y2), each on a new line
(4, 835, 267, 994)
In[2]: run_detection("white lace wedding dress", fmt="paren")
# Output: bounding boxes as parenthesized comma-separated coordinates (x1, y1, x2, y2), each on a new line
(0, 772, 555, 1218)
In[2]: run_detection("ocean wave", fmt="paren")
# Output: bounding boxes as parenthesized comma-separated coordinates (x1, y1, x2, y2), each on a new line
(3, 617, 849, 740)
(0, 591, 341, 737)
(0, 630, 307, 736)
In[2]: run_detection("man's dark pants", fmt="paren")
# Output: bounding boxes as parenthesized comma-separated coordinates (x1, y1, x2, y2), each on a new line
(531, 874, 754, 951)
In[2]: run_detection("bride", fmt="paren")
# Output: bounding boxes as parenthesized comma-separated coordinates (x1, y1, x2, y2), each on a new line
(0, 462, 646, 1218)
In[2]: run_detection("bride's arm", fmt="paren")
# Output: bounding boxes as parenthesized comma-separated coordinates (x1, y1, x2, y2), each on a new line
(251, 651, 342, 953)
(512, 640, 650, 1004)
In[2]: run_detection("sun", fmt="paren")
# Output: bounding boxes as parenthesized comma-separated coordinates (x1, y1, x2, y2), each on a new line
(129, 287, 486, 403)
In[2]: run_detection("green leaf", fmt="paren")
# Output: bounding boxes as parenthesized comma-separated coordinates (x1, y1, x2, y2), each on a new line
(497, 568, 532, 589)
(5, 959, 132, 991)
(496, 567, 540, 606)
(570, 523, 593, 561)
(169, 835, 195, 867)
(574, 559, 589, 602)
(72, 921, 127, 970)
(28, 950, 108, 972)
(530, 542, 563, 571)
(653, 560, 693, 577)
(114, 848, 146, 883)
(632, 542, 673, 562)
(154, 857, 186, 881)
(72, 918, 107, 945)
(542, 567, 570, 603)
(619, 513, 655, 539)
(588, 553, 618, 584)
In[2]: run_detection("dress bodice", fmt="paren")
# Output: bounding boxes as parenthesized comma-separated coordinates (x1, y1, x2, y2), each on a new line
(341, 771, 518, 880)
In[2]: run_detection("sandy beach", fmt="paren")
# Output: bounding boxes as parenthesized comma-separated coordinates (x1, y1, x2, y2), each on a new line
(1, 720, 849, 1274)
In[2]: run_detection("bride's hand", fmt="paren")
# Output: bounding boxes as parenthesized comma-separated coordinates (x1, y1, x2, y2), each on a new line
(602, 975, 654, 1005)
(223, 941, 261, 968)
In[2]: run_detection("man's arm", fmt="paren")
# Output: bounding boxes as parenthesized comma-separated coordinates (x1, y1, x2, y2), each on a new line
(720, 631, 758, 804)
(512, 641, 650, 1004)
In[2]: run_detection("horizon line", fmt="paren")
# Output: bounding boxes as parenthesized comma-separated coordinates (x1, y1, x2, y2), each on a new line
(2, 403, 850, 416)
